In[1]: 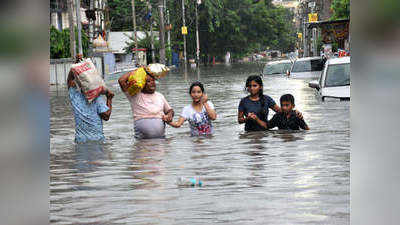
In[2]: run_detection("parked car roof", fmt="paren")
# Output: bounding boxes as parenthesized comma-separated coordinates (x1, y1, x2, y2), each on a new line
(267, 59, 292, 65)
(327, 56, 350, 65)
(295, 56, 322, 62)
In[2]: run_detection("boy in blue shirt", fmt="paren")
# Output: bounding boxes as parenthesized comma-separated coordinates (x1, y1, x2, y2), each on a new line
(267, 94, 309, 130)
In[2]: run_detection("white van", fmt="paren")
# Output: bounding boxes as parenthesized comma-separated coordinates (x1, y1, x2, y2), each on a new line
(287, 56, 324, 79)
(309, 56, 350, 101)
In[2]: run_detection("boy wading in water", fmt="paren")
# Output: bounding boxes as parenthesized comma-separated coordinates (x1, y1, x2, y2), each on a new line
(267, 94, 309, 130)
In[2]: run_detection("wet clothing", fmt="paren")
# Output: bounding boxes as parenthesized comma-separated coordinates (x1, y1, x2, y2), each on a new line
(181, 101, 215, 136)
(238, 95, 276, 131)
(125, 91, 172, 121)
(124, 91, 172, 139)
(134, 118, 166, 139)
(69, 87, 109, 143)
(268, 110, 308, 130)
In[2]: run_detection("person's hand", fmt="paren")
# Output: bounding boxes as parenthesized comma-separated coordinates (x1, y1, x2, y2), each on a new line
(162, 114, 173, 123)
(106, 90, 114, 99)
(247, 112, 258, 121)
(295, 110, 303, 119)
(201, 94, 208, 104)
(128, 79, 136, 87)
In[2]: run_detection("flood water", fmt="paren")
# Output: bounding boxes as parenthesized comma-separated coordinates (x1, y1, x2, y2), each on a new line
(50, 63, 349, 224)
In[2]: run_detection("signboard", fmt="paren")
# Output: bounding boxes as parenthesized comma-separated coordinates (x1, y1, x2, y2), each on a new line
(308, 13, 318, 22)
(297, 32, 303, 39)
(181, 26, 188, 35)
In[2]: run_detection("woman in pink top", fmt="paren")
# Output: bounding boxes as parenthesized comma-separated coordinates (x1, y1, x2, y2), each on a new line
(118, 73, 174, 139)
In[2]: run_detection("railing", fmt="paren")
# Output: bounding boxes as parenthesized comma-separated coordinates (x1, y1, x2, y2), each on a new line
(49, 57, 103, 85)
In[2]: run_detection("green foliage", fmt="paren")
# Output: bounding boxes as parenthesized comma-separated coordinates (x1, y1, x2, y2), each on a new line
(112, 0, 296, 60)
(331, 0, 350, 20)
(50, 26, 90, 59)
(124, 31, 162, 63)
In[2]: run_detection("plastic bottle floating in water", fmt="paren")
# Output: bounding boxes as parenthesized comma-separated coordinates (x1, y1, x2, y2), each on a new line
(176, 177, 203, 187)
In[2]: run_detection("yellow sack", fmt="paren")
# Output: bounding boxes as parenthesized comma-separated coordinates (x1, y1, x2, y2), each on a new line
(127, 67, 147, 96)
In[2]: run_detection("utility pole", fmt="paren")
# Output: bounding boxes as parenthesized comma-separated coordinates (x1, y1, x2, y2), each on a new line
(132, 0, 138, 65)
(75, 0, 83, 55)
(148, 2, 155, 63)
(166, 3, 171, 65)
(195, 0, 200, 67)
(181, 0, 187, 72)
(158, 0, 166, 64)
(68, 0, 76, 58)
(89, 0, 94, 42)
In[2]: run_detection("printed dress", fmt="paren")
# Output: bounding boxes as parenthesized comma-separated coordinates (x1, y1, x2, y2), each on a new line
(181, 101, 215, 136)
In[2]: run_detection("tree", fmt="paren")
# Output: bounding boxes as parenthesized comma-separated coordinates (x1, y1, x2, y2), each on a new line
(114, 0, 296, 61)
(331, 0, 350, 20)
(50, 26, 90, 59)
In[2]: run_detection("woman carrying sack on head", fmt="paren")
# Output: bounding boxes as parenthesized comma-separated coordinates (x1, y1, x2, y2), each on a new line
(118, 64, 174, 139)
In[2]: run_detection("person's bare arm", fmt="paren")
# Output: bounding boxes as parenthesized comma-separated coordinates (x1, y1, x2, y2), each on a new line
(238, 111, 247, 124)
(168, 117, 186, 128)
(118, 71, 133, 92)
(162, 109, 174, 123)
(202, 95, 217, 120)
(248, 112, 267, 129)
(272, 104, 281, 113)
(273, 103, 303, 119)
(99, 91, 114, 121)
(67, 70, 76, 89)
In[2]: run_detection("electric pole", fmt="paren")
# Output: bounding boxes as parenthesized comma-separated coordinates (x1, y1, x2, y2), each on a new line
(132, 0, 138, 65)
(148, 2, 155, 63)
(89, 0, 94, 43)
(166, 3, 171, 65)
(75, 0, 83, 55)
(68, 0, 76, 58)
(158, 0, 166, 64)
(195, 0, 200, 67)
(181, 0, 187, 72)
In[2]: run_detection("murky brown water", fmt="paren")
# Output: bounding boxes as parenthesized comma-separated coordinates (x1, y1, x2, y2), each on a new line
(50, 63, 349, 224)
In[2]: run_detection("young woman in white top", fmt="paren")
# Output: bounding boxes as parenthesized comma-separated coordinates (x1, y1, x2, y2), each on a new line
(168, 81, 217, 136)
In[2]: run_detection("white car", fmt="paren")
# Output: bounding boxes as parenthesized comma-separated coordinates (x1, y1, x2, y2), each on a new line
(262, 59, 292, 76)
(309, 56, 350, 101)
(287, 56, 324, 79)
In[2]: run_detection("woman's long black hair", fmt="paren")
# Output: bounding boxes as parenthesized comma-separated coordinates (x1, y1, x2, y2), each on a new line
(245, 75, 267, 120)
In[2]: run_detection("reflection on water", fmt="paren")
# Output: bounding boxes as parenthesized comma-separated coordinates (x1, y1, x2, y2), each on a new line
(50, 63, 349, 224)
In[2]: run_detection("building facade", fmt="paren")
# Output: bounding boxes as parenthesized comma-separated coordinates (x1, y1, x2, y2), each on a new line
(50, 0, 107, 37)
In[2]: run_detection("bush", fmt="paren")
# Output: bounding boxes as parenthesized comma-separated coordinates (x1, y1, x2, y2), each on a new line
(50, 26, 90, 59)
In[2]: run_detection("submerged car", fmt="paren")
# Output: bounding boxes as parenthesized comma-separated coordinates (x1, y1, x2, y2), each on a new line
(262, 59, 292, 76)
(287, 56, 324, 79)
(308, 56, 350, 101)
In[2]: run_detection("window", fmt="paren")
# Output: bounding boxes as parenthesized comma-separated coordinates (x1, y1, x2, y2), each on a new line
(263, 63, 291, 75)
(292, 59, 323, 72)
(325, 63, 350, 87)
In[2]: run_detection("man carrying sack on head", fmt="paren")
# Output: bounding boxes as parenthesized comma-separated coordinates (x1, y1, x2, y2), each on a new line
(67, 54, 114, 143)
(118, 64, 174, 139)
